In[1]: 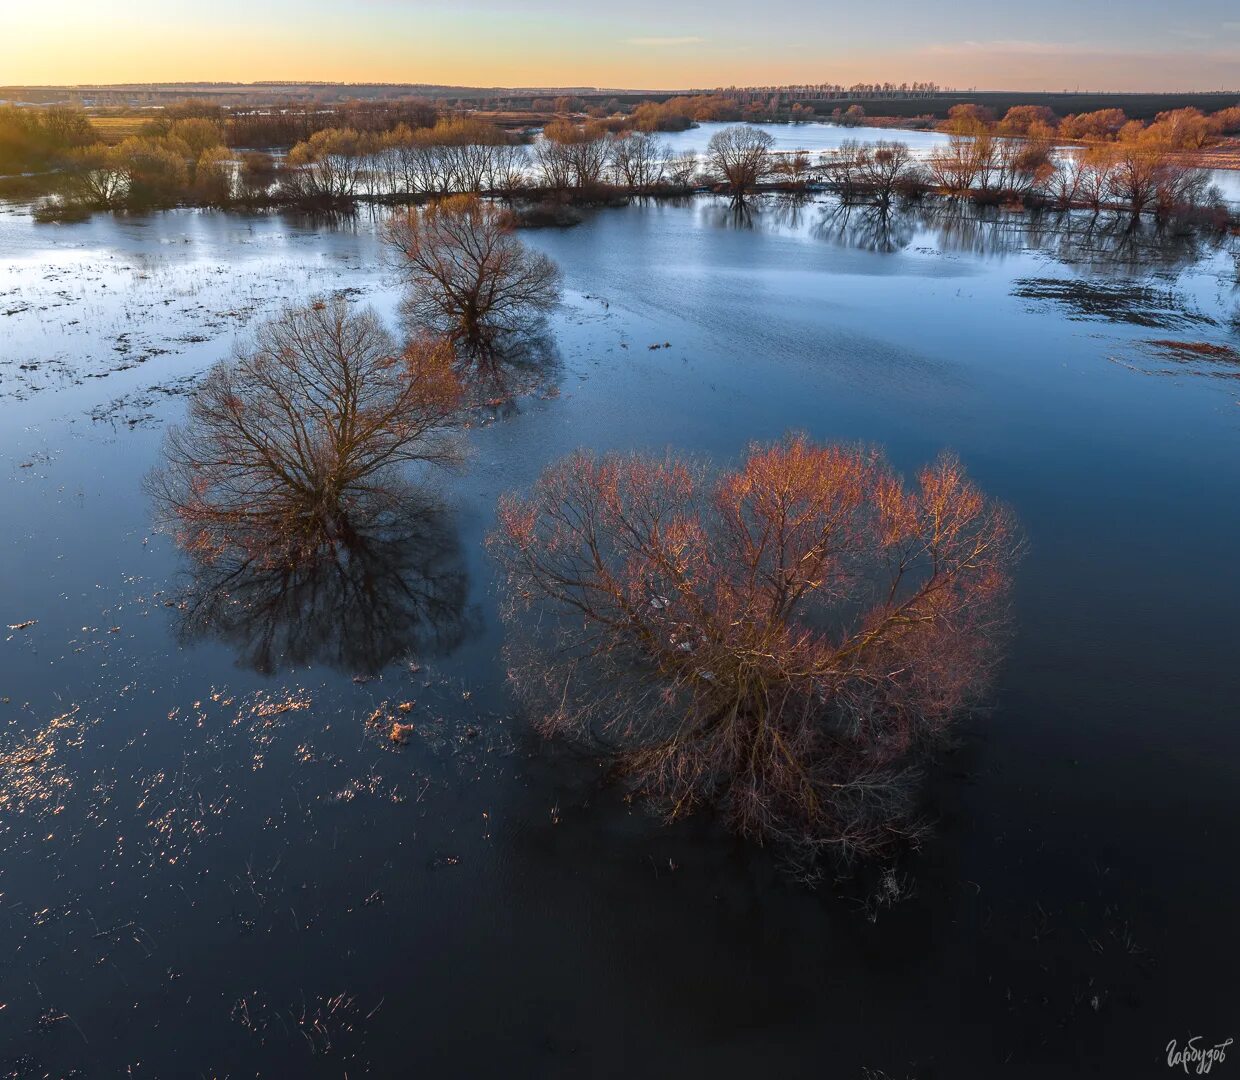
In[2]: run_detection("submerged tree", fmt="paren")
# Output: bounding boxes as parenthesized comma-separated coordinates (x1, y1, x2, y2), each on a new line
(858, 141, 919, 204)
(383, 194, 562, 383)
(489, 436, 1019, 873)
(609, 131, 673, 191)
(706, 125, 775, 201)
(283, 128, 365, 202)
(149, 298, 463, 565)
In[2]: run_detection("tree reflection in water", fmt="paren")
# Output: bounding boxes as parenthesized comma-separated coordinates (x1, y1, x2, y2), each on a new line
(812, 196, 1230, 271)
(170, 487, 474, 675)
(451, 328, 563, 418)
(814, 200, 915, 253)
(697, 189, 1233, 274)
(149, 298, 475, 674)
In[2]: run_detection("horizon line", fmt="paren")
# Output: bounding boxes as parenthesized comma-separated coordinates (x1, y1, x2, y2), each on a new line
(4, 80, 1240, 96)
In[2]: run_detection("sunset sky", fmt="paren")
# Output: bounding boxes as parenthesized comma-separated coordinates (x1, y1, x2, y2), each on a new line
(4, 0, 1239, 90)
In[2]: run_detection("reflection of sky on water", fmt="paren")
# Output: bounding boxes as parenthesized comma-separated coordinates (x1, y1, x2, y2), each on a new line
(0, 195, 1238, 1076)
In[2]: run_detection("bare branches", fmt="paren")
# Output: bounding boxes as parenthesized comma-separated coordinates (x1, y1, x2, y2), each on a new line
(488, 435, 1020, 870)
(706, 125, 775, 201)
(148, 298, 463, 565)
(383, 194, 562, 394)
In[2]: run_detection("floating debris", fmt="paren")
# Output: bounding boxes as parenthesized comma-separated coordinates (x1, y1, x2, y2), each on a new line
(0, 706, 82, 819)
(251, 690, 313, 718)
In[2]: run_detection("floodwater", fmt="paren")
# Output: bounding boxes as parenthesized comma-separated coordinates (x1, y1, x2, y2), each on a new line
(660, 119, 953, 157)
(2, 193, 1240, 1078)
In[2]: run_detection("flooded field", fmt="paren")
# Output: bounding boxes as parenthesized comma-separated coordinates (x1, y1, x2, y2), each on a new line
(2, 193, 1240, 1077)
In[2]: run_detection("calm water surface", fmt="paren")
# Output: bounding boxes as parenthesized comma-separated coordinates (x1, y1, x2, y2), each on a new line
(1, 194, 1239, 1077)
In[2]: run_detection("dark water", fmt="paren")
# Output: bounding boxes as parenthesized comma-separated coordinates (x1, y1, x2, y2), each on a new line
(2, 195, 1240, 1078)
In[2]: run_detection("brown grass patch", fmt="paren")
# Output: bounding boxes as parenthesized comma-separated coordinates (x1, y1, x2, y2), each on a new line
(88, 116, 151, 144)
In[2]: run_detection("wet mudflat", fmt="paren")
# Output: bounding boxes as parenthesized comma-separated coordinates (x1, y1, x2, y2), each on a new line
(2, 194, 1240, 1077)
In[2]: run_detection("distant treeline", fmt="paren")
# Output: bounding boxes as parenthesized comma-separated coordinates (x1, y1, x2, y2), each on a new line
(8, 91, 1240, 182)
(0, 100, 445, 175)
(941, 102, 1240, 148)
(32, 111, 1238, 234)
(771, 92, 1240, 124)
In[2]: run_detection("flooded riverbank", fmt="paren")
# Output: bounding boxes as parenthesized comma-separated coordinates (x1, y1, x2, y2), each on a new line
(1, 194, 1239, 1076)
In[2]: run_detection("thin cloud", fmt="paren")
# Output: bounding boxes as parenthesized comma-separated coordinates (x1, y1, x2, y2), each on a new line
(623, 36, 706, 47)
(923, 39, 1099, 56)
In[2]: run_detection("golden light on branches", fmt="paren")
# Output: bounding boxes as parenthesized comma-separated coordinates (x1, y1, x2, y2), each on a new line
(489, 435, 1020, 873)
(149, 298, 463, 566)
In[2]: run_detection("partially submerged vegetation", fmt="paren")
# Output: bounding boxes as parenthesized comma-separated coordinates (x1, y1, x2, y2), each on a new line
(820, 133, 1232, 226)
(489, 437, 1020, 876)
(27, 110, 1236, 233)
(148, 203, 565, 668)
(8, 87, 1233, 229)
(148, 298, 464, 564)
(383, 196, 561, 358)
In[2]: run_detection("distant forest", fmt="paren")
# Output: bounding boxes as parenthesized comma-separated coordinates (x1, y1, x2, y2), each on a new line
(3, 82, 1238, 123)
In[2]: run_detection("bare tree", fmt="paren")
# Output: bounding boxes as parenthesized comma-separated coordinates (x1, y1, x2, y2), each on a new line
(283, 128, 364, 202)
(531, 130, 576, 193)
(991, 136, 1055, 200)
(486, 142, 531, 198)
(149, 298, 462, 564)
(536, 120, 613, 193)
(1108, 146, 1162, 215)
(666, 149, 700, 192)
(609, 131, 672, 191)
(383, 194, 562, 360)
(435, 117, 509, 193)
(706, 125, 775, 200)
(927, 133, 997, 195)
(489, 436, 1019, 872)
(821, 140, 864, 200)
(62, 143, 126, 208)
(772, 148, 813, 190)
(854, 141, 915, 205)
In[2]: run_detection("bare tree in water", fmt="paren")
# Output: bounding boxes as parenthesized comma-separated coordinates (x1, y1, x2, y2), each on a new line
(149, 298, 463, 564)
(706, 125, 775, 201)
(383, 194, 561, 388)
(489, 435, 1019, 875)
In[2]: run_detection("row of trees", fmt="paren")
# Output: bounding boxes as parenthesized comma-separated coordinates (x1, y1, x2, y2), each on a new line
(0, 105, 94, 173)
(946, 102, 1240, 150)
(53, 120, 278, 212)
(281, 120, 702, 204)
(46, 116, 704, 214)
(281, 118, 525, 202)
(43, 114, 1234, 226)
(819, 136, 1227, 222)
